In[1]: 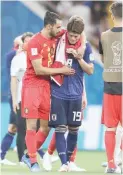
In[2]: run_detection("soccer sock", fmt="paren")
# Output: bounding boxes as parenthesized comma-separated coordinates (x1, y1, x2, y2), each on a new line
(55, 131, 67, 165)
(105, 131, 116, 168)
(16, 132, 26, 162)
(1, 132, 15, 160)
(48, 132, 56, 155)
(25, 130, 37, 164)
(37, 148, 45, 158)
(36, 130, 48, 150)
(67, 131, 78, 162)
(70, 146, 77, 162)
(114, 126, 122, 162)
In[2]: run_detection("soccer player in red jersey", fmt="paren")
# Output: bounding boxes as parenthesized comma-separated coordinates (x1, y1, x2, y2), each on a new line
(21, 11, 75, 172)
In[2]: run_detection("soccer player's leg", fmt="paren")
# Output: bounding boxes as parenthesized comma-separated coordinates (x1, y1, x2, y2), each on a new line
(49, 96, 68, 172)
(21, 87, 41, 172)
(34, 85, 51, 169)
(16, 102, 26, 164)
(114, 124, 122, 166)
(102, 93, 121, 174)
(67, 98, 86, 172)
(0, 96, 17, 166)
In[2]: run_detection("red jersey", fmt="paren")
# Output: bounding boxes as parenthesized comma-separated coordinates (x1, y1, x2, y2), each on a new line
(23, 33, 57, 87)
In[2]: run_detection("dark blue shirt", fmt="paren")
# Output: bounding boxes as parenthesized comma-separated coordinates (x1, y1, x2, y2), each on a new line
(51, 42, 94, 100)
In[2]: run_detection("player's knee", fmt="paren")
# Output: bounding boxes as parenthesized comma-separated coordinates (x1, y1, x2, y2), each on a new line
(106, 127, 117, 132)
(68, 126, 79, 134)
(8, 124, 17, 134)
(26, 119, 37, 130)
(39, 126, 50, 135)
(55, 125, 67, 133)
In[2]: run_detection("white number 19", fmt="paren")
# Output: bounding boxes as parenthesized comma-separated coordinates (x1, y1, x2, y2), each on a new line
(73, 111, 81, 121)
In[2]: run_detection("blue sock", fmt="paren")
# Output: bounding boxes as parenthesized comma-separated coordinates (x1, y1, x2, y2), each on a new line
(56, 132, 67, 165)
(67, 131, 78, 162)
(1, 132, 15, 160)
(37, 148, 45, 158)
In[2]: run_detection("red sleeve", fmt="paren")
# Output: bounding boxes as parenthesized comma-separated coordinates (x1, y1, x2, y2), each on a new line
(27, 39, 41, 61)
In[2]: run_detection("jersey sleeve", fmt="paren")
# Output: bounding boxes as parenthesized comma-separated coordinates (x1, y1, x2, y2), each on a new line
(11, 55, 21, 76)
(27, 39, 41, 61)
(83, 42, 94, 63)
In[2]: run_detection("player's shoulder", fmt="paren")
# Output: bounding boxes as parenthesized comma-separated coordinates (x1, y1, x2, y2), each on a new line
(12, 51, 25, 63)
(85, 41, 92, 51)
(101, 29, 111, 38)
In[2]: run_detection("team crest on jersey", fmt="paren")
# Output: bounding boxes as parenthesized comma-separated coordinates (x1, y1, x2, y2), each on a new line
(24, 108, 29, 114)
(52, 114, 57, 121)
(31, 48, 38, 56)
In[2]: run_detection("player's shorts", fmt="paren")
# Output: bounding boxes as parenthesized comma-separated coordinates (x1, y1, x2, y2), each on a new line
(16, 103, 26, 134)
(21, 84, 50, 120)
(9, 96, 17, 125)
(49, 96, 82, 128)
(101, 93, 122, 127)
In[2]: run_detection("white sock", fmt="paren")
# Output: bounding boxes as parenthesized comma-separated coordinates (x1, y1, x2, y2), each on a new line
(114, 125, 123, 163)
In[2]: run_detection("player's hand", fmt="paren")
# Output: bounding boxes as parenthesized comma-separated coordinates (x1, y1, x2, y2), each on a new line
(66, 48, 84, 60)
(13, 102, 19, 114)
(82, 95, 87, 110)
(66, 48, 78, 58)
(62, 66, 75, 75)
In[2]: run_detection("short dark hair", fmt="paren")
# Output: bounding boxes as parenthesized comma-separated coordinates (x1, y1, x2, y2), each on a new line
(67, 16, 84, 34)
(44, 11, 61, 27)
(21, 32, 34, 43)
(110, 2, 122, 18)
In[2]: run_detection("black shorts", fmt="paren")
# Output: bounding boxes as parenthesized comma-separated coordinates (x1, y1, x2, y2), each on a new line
(49, 96, 82, 128)
(16, 103, 26, 134)
(9, 96, 17, 125)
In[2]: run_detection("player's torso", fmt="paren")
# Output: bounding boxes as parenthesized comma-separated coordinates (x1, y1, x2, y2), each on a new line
(24, 33, 57, 87)
(52, 55, 84, 100)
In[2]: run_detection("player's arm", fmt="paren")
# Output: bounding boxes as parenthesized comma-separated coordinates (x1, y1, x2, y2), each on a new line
(28, 41, 75, 76)
(32, 59, 75, 76)
(82, 78, 87, 109)
(10, 56, 20, 113)
(77, 42, 94, 75)
(99, 40, 104, 63)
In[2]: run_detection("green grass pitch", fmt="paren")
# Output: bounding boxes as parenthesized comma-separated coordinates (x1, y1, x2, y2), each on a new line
(1, 150, 114, 175)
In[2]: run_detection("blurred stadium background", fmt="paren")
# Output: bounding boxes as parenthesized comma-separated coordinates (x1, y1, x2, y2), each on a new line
(1, 0, 116, 174)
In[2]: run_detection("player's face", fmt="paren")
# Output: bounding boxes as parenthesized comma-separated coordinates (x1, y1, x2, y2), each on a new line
(50, 19, 62, 37)
(67, 32, 81, 45)
(24, 36, 32, 44)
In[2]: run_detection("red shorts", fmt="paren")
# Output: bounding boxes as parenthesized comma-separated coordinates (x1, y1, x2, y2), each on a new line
(21, 85, 50, 120)
(101, 93, 122, 127)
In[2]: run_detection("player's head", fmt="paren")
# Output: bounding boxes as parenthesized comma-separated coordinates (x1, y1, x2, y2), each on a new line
(67, 15, 84, 45)
(110, 2, 122, 21)
(44, 11, 62, 37)
(21, 32, 34, 44)
(14, 35, 23, 49)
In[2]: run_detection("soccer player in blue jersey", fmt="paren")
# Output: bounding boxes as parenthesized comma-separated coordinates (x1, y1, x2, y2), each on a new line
(49, 16, 94, 172)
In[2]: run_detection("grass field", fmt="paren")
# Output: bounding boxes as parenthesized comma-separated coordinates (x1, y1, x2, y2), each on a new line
(1, 150, 114, 175)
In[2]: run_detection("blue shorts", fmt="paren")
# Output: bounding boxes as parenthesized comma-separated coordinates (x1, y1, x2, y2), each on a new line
(49, 96, 82, 128)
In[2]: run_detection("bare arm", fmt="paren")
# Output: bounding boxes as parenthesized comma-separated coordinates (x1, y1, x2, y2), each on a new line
(11, 76, 19, 113)
(78, 59, 94, 75)
(82, 78, 87, 109)
(32, 59, 75, 76)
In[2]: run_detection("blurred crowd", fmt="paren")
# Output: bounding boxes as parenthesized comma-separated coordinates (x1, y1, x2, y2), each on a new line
(42, 1, 114, 49)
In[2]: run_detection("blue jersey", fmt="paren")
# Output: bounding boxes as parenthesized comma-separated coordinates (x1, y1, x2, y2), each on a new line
(51, 42, 94, 100)
(6, 49, 16, 95)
